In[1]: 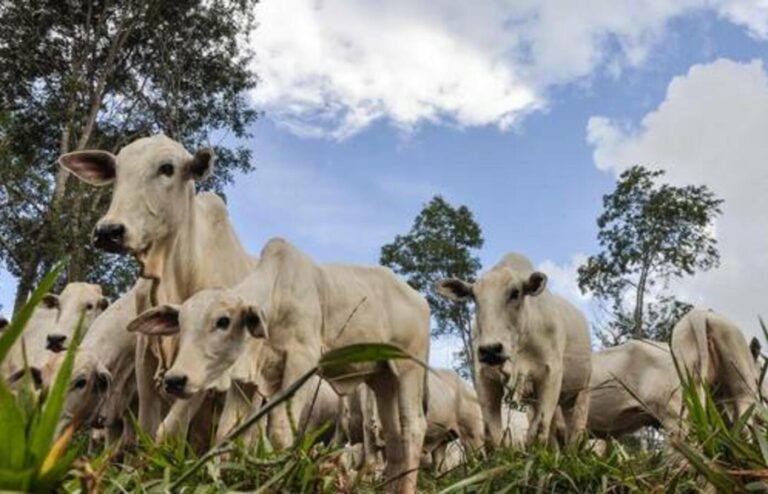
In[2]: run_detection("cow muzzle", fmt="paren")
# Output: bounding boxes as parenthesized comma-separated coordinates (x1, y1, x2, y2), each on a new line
(93, 222, 127, 253)
(46, 334, 67, 353)
(478, 343, 508, 366)
(163, 374, 189, 398)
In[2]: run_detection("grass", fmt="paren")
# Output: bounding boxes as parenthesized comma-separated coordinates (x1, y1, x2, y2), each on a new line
(5, 265, 768, 492)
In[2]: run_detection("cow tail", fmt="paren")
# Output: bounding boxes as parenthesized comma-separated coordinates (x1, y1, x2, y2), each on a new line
(689, 310, 711, 386)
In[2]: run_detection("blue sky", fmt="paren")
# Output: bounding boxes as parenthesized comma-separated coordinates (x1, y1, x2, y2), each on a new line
(2, 1, 768, 368)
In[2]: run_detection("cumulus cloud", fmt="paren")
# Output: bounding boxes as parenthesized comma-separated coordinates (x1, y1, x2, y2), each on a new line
(587, 58, 768, 339)
(251, 0, 768, 138)
(538, 254, 592, 309)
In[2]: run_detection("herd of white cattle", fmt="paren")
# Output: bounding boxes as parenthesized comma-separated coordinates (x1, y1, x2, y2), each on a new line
(0, 135, 763, 493)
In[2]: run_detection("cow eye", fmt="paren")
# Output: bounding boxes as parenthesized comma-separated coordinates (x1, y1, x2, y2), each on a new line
(85, 303, 94, 310)
(72, 376, 87, 390)
(215, 316, 231, 330)
(158, 163, 175, 177)
(508, 289, 520, 301)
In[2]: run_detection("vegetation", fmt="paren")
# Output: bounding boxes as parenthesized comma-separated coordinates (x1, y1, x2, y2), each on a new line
(578, 166, 723, 343)
(3, 266, 766, 493)
(380, 195, 484, 381)
(0, 0, 259, 314)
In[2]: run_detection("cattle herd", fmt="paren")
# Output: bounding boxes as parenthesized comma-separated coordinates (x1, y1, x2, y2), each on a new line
(0, 135, 763, 493)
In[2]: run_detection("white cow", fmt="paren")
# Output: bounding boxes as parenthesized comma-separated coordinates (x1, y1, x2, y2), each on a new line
(62, 280, 150, 444)
(128, 238, 430, 493)
(588, 340, 682, 438)
(437, 253, 592, 447)
(60, 135, 258, 442)
(424, 369, 484, 466)
(7, 282, 108, 388)
(671, 309, 760, 421)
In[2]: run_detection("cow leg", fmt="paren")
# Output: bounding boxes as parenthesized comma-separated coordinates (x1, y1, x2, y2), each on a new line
(362, 384, 383, 469)
(369, 367, 404, 491)
(268, 350, 317, 449)
(528, 364, 562, 445)
(395, 363, 427, 493)
(217, 382, 257, 445)
(476, 370, 504, 448)
(432, 441, 447, 473)
(135, 337, 164, 439)
(156, 392, 206, 443)
(563, 388, 590, 444)
(334, 394, 352, 447)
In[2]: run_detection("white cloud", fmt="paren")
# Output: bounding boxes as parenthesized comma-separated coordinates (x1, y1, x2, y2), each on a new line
(538, 254, 592, 307)
(587, 58, 768, 340)
(251, 0, 768, 138)
(712, 0, 768, 38)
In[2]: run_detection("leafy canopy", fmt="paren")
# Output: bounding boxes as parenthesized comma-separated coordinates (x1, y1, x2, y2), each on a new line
(380, 195, 483, 377)
(578, 165, 722, 341)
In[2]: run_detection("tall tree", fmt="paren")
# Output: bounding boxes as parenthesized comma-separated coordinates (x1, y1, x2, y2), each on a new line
(0, 0, 259, 314)
(380, 196, 483, 381)
(578, 165, 723, 342)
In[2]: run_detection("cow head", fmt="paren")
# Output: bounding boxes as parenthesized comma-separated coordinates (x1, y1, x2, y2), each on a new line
(58, 135, 215, 268)
(45, 283, 108, 353)
(61, 356, 112, 428)
(437, 267, 547, 374)
(127, 289, 267, 398)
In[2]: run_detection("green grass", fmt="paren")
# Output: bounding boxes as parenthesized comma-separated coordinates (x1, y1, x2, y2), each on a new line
(5, 266, 768, 492)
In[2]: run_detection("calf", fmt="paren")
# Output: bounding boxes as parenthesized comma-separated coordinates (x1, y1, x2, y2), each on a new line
(424, 369, 484, 465)
(62, 280, 149, 444)
(437, 253, 592, 446)
(128, 238, 430, 493)
(6, 282, 108, 388)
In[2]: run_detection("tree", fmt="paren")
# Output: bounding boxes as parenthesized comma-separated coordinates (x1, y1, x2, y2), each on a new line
(380, 196, 483, 381)
(578, 166, 723, 342)
(0, 0, 259, 314)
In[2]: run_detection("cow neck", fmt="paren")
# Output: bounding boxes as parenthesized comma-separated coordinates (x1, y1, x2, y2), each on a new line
(151, 192, 250, 305)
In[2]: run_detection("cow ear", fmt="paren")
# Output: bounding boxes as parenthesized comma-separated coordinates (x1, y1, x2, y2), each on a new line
(58, 150, 116, 186)
(750, 337, 762, 362)
(241, 306, 268, 339)
(127, 305, 181, 336)
(42, 294, 60, 310)
(185, 148, 215, 182)
(95, 362, 112, 393)
(97, 297, 110, 311)
(435, 278, 474, 302)
(523, 272, 547, 297)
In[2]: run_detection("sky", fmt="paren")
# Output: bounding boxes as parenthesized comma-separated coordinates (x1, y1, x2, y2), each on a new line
(2, 0, 768, 369)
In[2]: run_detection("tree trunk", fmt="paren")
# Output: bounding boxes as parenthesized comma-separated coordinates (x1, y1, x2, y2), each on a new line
(459, 312, 476, 385)
(12, 262, 37, 316)
(633, 265, 650, 339)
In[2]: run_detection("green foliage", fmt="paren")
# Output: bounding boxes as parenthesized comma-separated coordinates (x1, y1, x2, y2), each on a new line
(0, 0, 259, 313)
(578, 166, 723, 341)
(0, 261, 86, 492)
(380, 195, 483, 379)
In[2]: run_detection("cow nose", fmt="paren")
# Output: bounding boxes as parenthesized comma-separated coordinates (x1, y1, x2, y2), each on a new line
(93, 223, 126, 253)
(478, 343, 507, 366)
(46, 334, 67, 352)
(163, 375, 188, 396)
